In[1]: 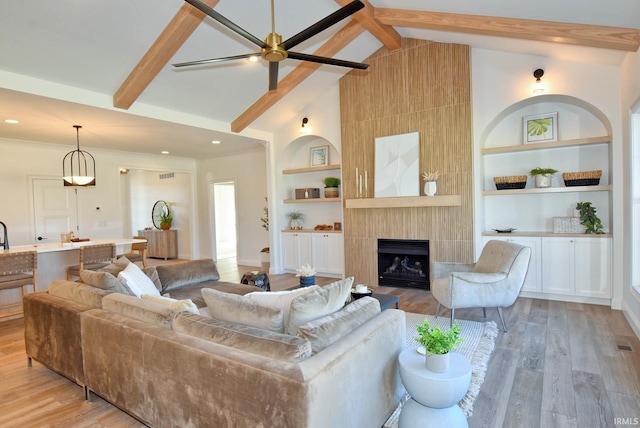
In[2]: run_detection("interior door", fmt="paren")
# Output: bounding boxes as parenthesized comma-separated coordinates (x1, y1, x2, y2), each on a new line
(32, 178, 77, 244)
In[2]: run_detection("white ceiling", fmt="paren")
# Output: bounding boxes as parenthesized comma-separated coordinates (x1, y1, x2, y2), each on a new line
(0, 0, 638, 158)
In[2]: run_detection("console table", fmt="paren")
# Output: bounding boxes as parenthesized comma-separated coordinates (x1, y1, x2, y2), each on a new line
(138, 230, 178, 260)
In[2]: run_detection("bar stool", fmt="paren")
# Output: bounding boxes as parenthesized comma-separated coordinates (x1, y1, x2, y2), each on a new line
(0, 251, 37, 318)
(117, 236, 147, 268)
(66, 243, 116, 280)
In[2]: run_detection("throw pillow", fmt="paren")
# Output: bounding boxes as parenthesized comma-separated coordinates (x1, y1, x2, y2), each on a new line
(117, 262, 161, 298)
(297, 296, 381, 353)
(286, 277, 353, 335)
(141, 294, 199, 314)
(201, 288, 285, 333)
(245, 286, 319, 325)
(79, 270, 132, 295)
(97, 255, 132, 277)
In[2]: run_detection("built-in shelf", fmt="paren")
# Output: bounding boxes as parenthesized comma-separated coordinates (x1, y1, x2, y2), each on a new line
(483, 185, 611, 196)
(482, 231, 612, 238)
(283, 198, 341, 204)
(345, 195, 461, 209)
(282, 164, 341, 174)
(481, 136, 611, 155)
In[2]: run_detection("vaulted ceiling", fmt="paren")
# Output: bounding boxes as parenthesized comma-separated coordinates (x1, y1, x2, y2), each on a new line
(0, 0, 638, 158)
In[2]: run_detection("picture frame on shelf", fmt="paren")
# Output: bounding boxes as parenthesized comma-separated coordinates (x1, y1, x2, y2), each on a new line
(523, 112, 558, 144)
(310, 145, 329, 167)
(333, 222, 342, 231)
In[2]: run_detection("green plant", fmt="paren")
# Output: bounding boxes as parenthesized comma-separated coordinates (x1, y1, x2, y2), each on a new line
(415, 319, 464, 356)
(576, 201, 605, 234)
(156, 202, 174, 227)
(323, 177, 341, 188)
(529, 167, 559, 176)
(260, 197, 269, 232)
(286, 210, 305, 221)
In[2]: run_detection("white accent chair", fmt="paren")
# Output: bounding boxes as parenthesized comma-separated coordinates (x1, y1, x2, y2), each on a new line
(431, 240, 531, 332)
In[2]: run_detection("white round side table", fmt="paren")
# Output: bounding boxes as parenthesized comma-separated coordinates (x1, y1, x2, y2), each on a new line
(398, 349, 472, 428)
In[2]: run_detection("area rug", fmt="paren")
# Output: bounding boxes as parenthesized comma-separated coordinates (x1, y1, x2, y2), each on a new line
(383, 313, 498, 427)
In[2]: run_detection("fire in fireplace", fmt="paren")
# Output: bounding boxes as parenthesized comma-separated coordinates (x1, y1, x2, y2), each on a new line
(378, 239, 430, 289)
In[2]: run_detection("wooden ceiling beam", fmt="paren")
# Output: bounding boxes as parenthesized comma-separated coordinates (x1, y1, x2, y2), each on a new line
(231, 20, 366, 133)
(375, 8, 640, 52)
(113, 0, 220, 110)
(334, 0, 401, 51)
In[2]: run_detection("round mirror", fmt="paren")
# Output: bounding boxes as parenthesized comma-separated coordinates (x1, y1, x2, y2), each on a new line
(152, 200, 169, 230)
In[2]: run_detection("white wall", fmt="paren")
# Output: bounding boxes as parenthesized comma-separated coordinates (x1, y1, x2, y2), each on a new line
(195, 146, 268, 267)
(0, 138, 196, 252)
(471, 48, 624, 307)
(621, 49, 640, 336)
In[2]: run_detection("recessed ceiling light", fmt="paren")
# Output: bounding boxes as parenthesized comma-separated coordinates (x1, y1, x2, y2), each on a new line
(161, 151, 169, 154)
(4, 119, 19, 124)
(211, 140, 221, 144)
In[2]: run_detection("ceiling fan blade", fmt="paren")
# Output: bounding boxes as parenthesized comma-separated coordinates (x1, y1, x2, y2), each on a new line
(268, 61, 279, 91)
(172, 53, 259, 68)
(183, 0, 265, 48)
(282, 0, 364, 50)
(287, 51, 369, 70)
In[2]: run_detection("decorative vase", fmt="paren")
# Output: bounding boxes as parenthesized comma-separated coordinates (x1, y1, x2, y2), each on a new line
(535, 174, 552, 188)
(290, 219, 302, 230)
(425, 352, 450, 373)
(160, 222, 171, 230)
(424, 181, 437, 196)
(260, 251, 270, 272)
(324, 187, 339, 198)
(299, 275, 315, 287)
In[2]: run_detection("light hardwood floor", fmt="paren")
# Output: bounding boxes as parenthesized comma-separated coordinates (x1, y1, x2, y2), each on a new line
(1, 258, 639, 427)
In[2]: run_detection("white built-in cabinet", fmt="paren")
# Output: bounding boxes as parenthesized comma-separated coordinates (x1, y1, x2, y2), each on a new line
(282, 231, 344, 276)
(483, 234, 611, 303)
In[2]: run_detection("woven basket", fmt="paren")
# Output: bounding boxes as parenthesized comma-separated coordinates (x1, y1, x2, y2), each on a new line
(553, 217, 586, 234)
(562, 170, 602, 187)
(494, 175, 527, 190)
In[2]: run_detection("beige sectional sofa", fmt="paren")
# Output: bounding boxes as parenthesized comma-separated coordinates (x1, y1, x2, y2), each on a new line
(23, 258, 406, 427)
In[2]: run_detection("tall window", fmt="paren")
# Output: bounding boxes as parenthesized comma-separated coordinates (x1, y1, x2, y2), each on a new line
(632, 105, 640, 296)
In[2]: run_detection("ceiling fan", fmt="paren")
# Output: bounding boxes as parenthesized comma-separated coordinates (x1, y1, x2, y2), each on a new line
(174, 0, 369, 91)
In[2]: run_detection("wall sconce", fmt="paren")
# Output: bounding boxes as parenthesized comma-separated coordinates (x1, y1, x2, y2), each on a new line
(63, 125, 96, 186)
(300, 117, 312, 135)
(533, 69, 544, 94)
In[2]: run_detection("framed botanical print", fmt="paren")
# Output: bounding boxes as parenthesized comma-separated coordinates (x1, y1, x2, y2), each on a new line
(523, 112, 558, 144)
(310, 145, 329, 167)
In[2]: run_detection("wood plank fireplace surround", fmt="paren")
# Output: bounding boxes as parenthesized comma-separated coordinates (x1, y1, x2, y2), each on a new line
(340, 38, 473, 286)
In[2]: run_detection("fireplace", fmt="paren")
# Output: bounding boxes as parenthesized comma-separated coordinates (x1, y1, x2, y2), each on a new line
(378, 239, 429, 289)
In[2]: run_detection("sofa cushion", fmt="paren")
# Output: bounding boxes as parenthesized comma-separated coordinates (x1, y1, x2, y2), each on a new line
(167, 281, 261, 308)
(117, 262, 161, 298)
(48, 280, 112, 308)
(141, 267, 163, 292)
(102, 293, 176, 329)
(96, 255, 131, 276)
(155, 259, 220, 292)
(286, 277, 353, 335)
(297, 296, 381, 353)
(245, 286, 319, 325)
(173, 312, 312, 362)
(79, 270, 132, 295)
(201, 288, 284, 333)
(141, 294, 199, 314)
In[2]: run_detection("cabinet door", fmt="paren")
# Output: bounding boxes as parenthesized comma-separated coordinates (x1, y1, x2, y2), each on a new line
(574, 238, 611, 298)
(311, 233, 344, 275)
(283, 233, 312, 270)
(541, 238, 574, 295)
(483, 236, 541, 293)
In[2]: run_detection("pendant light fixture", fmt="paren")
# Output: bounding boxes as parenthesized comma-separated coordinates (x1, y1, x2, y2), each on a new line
(63, 125, 96, 186)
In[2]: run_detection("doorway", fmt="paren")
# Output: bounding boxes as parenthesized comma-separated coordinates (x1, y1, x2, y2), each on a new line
(32, 177, 78, 244)
(212, 181, 238, 260)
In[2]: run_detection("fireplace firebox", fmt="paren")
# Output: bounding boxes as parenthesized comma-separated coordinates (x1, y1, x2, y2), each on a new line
(378, 239, 429, 289)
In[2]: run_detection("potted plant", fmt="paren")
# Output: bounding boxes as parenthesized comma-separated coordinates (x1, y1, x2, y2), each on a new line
(576, 201, 605, 234)
(422, 171, 440, 196)
(415, 318, 464, 373)
(157, 202, 174, 230)
(286, 210, 304, 230)
(323, 177, 341, 198)
(529, 167, 558, 188)
(296, 263, 316, 287)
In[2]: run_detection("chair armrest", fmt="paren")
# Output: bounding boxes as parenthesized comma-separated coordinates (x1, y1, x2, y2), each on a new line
(432, 262, 475, 279)
(451, 271, 508, 284)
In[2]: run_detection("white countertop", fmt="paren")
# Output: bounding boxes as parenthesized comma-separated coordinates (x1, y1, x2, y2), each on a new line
(0, 238, 146, 255)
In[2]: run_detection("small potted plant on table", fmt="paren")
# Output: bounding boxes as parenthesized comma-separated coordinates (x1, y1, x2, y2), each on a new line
(296, 263, 316, 287)
(529, 167, 558, 188)
(416, 319, 464, 373)
(323, 177, 341, 198)
(286, 210, 304, 230)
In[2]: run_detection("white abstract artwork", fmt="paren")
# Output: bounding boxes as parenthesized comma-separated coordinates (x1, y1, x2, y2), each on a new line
(375, 132, 420, 197)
